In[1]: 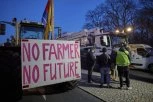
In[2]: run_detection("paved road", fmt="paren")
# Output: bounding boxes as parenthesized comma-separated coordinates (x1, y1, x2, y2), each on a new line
(17, 69, 153, 102)
(19, 87, 103, 102)
(79, 69, 153, 102)
(130, 69, 153, 83)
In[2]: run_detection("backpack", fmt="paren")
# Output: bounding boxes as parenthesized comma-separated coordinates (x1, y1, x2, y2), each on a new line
(99, 53, 110, 67)
(86, 51, 95, 66)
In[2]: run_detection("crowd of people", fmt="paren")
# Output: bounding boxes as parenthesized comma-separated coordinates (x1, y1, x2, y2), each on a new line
(86, 42, 132, 90)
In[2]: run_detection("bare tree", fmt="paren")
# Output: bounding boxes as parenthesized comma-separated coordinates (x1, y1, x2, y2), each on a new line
(83, 0, 153, 46)
(83, 0, 137, 32)
(83, 4, 105, 29)
(134, 0, 153, 46)
(104, 0, 137, 30)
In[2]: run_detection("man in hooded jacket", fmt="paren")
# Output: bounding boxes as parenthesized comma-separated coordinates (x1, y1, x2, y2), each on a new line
(116, 44, 132, 90)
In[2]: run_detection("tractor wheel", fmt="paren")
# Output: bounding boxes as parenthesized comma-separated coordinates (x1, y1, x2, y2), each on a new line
(0, 51, 22, 101)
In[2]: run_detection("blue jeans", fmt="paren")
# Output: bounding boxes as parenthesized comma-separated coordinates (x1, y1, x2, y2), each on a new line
(100, 67, 110, 85)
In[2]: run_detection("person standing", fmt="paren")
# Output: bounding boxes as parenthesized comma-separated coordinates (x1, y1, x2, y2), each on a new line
(98, 47, 111, 88)
(110, 48, 118, 81)
(86, 48, 96, 83)
(116, 44, 132, 90)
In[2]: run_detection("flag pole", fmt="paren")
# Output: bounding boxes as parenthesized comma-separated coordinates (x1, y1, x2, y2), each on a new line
(51, 0, 54, 40)
(44, 0, 50, 40)
(44, 0, 54, 40)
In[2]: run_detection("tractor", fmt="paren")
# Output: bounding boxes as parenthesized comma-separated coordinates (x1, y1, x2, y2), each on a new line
(0, 19, 79, 101)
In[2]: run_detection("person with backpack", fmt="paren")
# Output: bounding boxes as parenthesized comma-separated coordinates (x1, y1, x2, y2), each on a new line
(116, 43, 132, 90)
(98, 47, 111, 88)
(86, 48, 96, 83)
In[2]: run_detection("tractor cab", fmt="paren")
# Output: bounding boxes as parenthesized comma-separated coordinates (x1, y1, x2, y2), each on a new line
(93, 32, 127, 55)
(20, 22, 44, 40)
(0, 20, 45, 46)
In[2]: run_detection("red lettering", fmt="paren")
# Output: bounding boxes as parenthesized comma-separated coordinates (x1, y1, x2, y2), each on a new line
(64, 62, 69, 78)
(69, 44, 74, 59)
(74, 61, 80, 77)
(43, 64, 49, 81)
(57, 63, 63, 79)
(23, 65, 40, 85)
(49, 44, 58, 60)
(22, 43, 31, 62)
(57, 44, 64, 60)
(32, 43, 40, 61)
(70, 62, 75, 77)
(42, 43, 49, 60)
(74, 44, 80, 58)
(50, 63, 57, 80)
(23, 65, 31, 84)
(63, 44, 69, 59)
(32, 65, 39, 83)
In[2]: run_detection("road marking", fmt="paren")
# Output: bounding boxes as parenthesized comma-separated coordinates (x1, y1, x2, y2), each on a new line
(42, 95, 46, 101)
(37, 88, 46, 101)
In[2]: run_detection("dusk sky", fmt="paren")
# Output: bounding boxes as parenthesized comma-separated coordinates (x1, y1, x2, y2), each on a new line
(0, 0, 103, 43)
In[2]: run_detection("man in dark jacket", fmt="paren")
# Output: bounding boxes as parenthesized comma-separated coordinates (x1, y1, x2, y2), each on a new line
(86, 48, 96, 83)
(98, 47, 111, 88)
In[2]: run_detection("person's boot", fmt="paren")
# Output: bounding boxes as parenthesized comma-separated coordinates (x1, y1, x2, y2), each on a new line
(126, 87, 132, 90)
(99, 84, 103, 88)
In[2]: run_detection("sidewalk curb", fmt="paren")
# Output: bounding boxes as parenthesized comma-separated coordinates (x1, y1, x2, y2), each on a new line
(79, 69, 106, 102)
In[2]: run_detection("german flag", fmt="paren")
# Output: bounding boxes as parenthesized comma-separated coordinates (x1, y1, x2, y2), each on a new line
(42, 0, 54, 39)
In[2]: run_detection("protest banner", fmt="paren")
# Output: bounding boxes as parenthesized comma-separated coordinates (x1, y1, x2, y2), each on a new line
(21, 39, 81, 89)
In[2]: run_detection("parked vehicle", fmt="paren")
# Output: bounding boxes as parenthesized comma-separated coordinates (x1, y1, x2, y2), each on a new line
(58, 28, 127, 55)
(129, 44, 153, 72)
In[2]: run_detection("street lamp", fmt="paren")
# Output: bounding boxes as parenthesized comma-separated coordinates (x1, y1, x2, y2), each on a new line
(124, 27, 133, 44)
(115, 29, 120, 34)
(126, 27, 132, 33)
(114, 26, 133, 44)
(115, 27, 132, 34)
